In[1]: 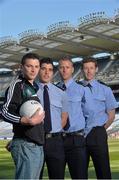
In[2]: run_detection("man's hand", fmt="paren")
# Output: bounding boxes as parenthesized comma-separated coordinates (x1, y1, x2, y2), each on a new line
(5, 140, 12, 152)
(20, 109, 45, 126)
(61, 112, 69, 128)
(104, 109, 115, 129)
(30, 109, 45, 125)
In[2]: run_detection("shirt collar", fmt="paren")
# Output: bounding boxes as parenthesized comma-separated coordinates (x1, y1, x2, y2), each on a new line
(63, 78, 74, 88)
(19, 75, 38, 91)
(38, 82, 51, 90)
(89, 79, 97, 87)
(83, 79, 97, 87)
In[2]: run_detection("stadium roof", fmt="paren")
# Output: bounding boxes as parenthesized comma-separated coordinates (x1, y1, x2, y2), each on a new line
(0, 11, 119, 69)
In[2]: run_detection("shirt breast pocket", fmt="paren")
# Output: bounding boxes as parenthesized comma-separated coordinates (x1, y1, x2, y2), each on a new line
(50, 100, 62, 110)
(68, 96, 82, 114)
(69, 96, 81, 103)
(94, 96, 106, 110)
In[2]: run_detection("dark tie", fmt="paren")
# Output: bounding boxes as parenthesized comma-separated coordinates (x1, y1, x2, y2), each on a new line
(43, 85, 52, 133)
(87, 83, 92, 92)
(62, 83, 70, 130)
(62, 83, 67, 91)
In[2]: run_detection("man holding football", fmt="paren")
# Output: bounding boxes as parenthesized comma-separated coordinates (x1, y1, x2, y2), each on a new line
(2, 53, 45, 179)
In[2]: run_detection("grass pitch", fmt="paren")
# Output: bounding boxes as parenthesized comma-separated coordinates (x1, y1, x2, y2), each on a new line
(0, 139, 119, 179)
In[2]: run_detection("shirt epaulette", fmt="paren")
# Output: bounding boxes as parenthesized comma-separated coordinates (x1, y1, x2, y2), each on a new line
(53, 83, 65, 91)
(76, 81, 86, 87)
(56, 81, 60, 86)
(97, 80, 108, 87)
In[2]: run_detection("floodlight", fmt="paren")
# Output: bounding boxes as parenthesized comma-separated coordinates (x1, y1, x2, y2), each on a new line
(19, 29, 45, 43)
(0, 36, 17, 47)
(47, 21, 74, 36)
(78, 11, 108, 27)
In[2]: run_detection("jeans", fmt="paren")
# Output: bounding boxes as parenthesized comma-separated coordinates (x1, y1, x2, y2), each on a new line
(10, 138, 44, 179)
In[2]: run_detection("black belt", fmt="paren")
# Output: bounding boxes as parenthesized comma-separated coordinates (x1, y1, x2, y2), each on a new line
(45, 132, 62, 139)
(93, 125, 105, 129)
(62, 129, 84, 137)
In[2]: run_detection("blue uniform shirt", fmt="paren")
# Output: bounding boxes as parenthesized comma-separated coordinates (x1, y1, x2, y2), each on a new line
(81, 79, 118, 136)
(37, 82, 69, 133)
(57, 78, 85, 132)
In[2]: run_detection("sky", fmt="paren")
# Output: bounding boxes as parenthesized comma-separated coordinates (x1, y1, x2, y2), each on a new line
(0, 0, 119, 38)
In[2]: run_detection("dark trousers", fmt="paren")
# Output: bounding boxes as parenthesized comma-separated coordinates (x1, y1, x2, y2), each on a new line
(86, 126, 111, 179)
(40, 135, 65, 179)
(63, 134, 87, 179)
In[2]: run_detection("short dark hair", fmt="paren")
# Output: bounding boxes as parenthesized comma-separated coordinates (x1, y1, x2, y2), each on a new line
(21, 53, 40, 65)
(40, 57, 54, 68)
(81, 57, 98, 68)
(59, 56, 73, 66)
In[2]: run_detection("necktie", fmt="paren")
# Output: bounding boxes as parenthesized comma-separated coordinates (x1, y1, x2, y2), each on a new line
(62, 83, 70, 130)
(43, 85, 52, 133)
(87, 83, 92, 92)
(62, 83, 67, 91)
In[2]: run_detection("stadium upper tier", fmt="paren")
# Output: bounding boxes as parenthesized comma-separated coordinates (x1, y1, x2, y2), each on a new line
(0, 57, 119, 96)
(0, 59, 119, 139)
(0, 10, 119, 69)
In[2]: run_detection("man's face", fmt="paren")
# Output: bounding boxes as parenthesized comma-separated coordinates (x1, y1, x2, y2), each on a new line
(83, 62, 98, 81)
(39, 63, 53, 83)
(22, 58, 40, 82)
(59, 60, 74, 81)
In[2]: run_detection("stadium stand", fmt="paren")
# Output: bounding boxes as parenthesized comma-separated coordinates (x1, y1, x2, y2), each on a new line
(0, 9, 119, 139)
(0, 57, 119, 139)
